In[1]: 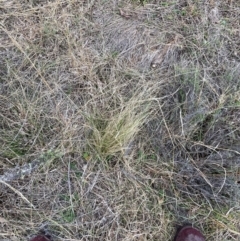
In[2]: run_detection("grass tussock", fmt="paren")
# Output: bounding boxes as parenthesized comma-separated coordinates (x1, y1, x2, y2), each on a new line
(85, 86, 154, 160)
(0, 0, 240, 240)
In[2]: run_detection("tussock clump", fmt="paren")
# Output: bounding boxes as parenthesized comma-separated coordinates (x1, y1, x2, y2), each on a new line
(85, 85, 154, 161)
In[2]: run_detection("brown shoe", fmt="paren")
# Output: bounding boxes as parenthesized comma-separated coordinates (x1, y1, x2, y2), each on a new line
(174, 226, 206, 241)
(30, 234, 51, 241)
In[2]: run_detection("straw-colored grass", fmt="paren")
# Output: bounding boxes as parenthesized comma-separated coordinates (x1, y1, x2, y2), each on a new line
(0, 0, 239, 240)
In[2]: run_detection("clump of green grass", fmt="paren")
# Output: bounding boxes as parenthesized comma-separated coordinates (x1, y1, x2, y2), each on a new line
(85, 87, 154, 161)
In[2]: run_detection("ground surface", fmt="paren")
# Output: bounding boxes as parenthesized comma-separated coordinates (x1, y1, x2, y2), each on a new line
(0, 0, 240, 240)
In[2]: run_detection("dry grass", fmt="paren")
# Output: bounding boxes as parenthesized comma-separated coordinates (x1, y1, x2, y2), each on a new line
(0, 0, 240, 240)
